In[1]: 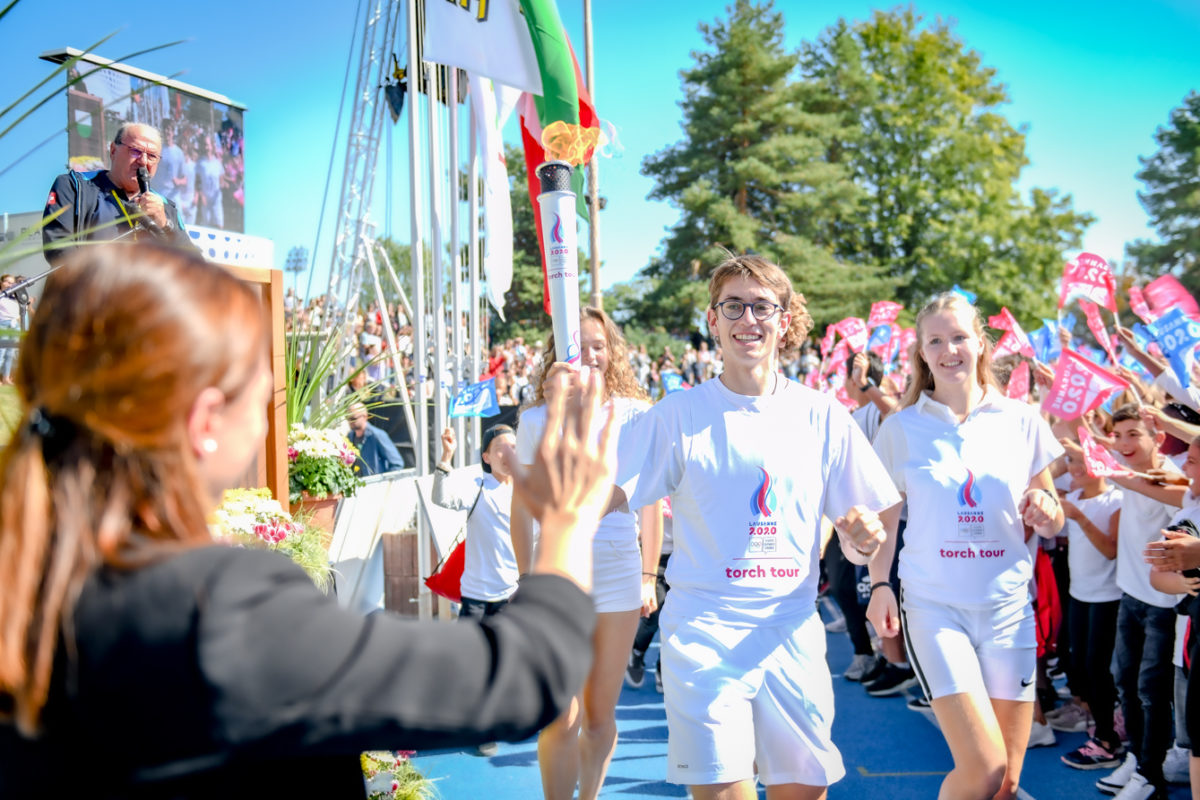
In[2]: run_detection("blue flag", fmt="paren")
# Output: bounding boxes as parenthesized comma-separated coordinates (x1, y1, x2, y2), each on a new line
(1132, 322, 1157, 351)
(951, 284, 977, 304)
(449, 377, 501, 418)
(1029, 323, 1060, 363)
(662, 372, 687, 394)
(867, 324, 892, 351)
(1148, 308, 1200, 389)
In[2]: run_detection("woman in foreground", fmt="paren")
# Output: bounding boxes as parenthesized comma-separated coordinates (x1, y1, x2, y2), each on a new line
(0, 243, 611, 798)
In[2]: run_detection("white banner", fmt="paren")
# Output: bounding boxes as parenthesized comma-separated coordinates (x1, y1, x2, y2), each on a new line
(423, 0, 542, 95)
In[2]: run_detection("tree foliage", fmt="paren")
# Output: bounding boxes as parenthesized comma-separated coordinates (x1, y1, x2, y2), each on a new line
(635, 0, 893, 334)
(801, 8, 1093, 322)
(1127, 90, 1200, 294)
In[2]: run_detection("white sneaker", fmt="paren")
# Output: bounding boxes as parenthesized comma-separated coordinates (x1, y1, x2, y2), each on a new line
(1027, 719, 1056, 748)
(1097, 753, 1138, 795)
(1111, 772, 1155, 800)
(1162, 744, 1190, 784)
(843, 653, 877, 681)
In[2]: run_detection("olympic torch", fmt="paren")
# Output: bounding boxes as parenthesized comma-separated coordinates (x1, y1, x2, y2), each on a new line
(536, 160, 581, 365)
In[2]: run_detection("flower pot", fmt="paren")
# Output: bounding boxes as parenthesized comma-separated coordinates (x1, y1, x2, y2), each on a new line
(294, 492, 341, 551)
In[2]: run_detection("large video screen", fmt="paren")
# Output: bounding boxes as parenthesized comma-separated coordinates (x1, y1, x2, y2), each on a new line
(66, 66, 244, 233)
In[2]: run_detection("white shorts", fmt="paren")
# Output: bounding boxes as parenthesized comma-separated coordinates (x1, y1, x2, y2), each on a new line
(660, 610, 844, 787)
(591, 538, 641, 613)
(900, 587, 1036, 703)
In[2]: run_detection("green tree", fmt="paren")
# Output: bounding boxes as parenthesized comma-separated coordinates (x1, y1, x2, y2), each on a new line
(801, 8, 1093, 321)
(635, 0, 893, 334)
(1127, 90, 1200, 294)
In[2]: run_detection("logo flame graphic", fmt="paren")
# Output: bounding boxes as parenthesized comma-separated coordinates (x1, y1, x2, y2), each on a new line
(958, 470, 980, 508)
(551, 214, 564, 244)
(750, 467, 776, 517)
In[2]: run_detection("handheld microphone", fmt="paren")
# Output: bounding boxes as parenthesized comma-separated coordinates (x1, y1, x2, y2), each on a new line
(136, 167, 150, 196)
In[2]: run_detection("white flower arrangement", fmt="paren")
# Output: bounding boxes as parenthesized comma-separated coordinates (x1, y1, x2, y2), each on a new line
(211, 488, 332, 591)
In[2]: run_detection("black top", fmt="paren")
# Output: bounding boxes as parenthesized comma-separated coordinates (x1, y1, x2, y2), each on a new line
(0, 546, 595, 798)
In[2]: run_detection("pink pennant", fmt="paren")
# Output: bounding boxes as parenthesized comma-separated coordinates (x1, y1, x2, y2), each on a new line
(987, 307, 1035, 358)
(1041, 349, 1129, 420)
(1078, 299, 1119, 366)
(898, 327, 916, 365)
(1059, 252, 1117, 312)
(835, 317, 869, 353)
(1128, 286, 1157, 324)
(1006, 361, 1030, 400)
(1077, 425, 1133, 479)
(823, 339, 850, 376)
(819, 324, 836, 357)
(1143, 274, 1200, 320)
(993, 331, 1023, 359)
(868, 301, 903, 328)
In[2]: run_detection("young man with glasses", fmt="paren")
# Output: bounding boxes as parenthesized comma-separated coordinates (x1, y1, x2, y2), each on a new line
(42, 122, 195, 264)
(613, 254, 901, 800)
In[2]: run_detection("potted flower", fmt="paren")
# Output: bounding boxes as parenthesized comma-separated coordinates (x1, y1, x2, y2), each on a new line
(361, 751, 436, 800)
(211, 488, 332, 591)
(288, 422, 364, 541)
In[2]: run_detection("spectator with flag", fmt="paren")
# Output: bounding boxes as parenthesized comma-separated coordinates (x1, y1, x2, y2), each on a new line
(866, 291, 1064, 800)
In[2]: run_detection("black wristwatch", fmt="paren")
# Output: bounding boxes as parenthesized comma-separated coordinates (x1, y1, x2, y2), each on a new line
(860, 377, 875, 392)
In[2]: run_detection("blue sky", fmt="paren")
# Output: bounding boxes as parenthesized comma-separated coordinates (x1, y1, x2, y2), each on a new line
(1, 0, 1197, 300)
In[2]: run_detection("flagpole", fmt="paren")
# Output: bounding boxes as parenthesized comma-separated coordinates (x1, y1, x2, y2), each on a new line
(448, 66, 465, 467)
(583, 0, 602, 310)
(428, 64, 449, 461)
(467, 94, 482, 456)
(406, 0, 432, 620)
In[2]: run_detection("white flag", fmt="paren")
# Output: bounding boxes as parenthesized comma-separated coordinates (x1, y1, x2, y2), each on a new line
(469, 73, 518, 319)
(423, 0, 542, 95)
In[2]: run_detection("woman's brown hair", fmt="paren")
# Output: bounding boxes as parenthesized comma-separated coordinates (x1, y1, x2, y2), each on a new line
(707, 254, 813, 354)
(0, 243, 267, 735)
(533, 307, 646, 404)
(901, 292, 996, 408)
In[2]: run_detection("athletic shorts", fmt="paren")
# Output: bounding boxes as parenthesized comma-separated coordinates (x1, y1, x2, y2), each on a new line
(900, 587, 1036, 703)
(592, 538, 641, 613)
(660, 610, 844, 787)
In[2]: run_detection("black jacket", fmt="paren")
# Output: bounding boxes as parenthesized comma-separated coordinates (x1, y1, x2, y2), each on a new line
(41, 170, 196, 265)
(0, 547, 594, 798)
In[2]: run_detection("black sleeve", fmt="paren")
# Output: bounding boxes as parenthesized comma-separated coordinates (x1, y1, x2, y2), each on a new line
(41, 173, 80, 265)
(196, 550, 594, 754)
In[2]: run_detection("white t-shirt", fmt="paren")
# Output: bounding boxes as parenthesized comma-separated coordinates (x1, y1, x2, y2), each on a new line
(1064, 486, 1123, 603)
(851, 402, 883, 444)
(517, 395, 650, 545)
(460, 475, 518, 601)
(873, 389, 1064, 608)
(617, 376, 900, 628)
(1117, 462, 1184, 608)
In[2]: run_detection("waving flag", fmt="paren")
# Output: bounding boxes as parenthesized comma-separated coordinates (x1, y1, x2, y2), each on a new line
(1077, 426, 1134, 479)
(1041, 349, 1129, 420)
(1059, 252, 1116, 311)
(1144, 274, 1200, 320)
(1029, 323, 1061, 364)
(823, 339, 850, 375)
(1128, 286, 1157, 324)
(819, 324, 837, 357)
(1149, 307, 1200, 389)
(449, 377, 501, 418)
(867, 324, 893, 358)
(1006, 361, 1031, 401)
(662, 372, 690, 394)
(1078, 299, 1120, 366)
(988, 307, 1035, 359)
(951, 284, 977, 303)
(835, 317, 869, 353)
(868, 301, 903, 328)
(898, 327, 916, 365)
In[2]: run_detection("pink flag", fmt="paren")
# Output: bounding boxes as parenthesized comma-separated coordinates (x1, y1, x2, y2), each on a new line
(898, 327, 916, 366)
(1144, 274, 1200, 320)
(834, 385, 857, 410)
(993, 331, 1024, 359)
(1041, 348, 1129, 420)
(1058, 252, 1117, 311)
(1128, 286, 1157, 324)
(1006, 361, 1030, 400)
(835, 317, 869, 353)
(987, 307, 1035, 358)
(1078, 298, 1119, 366)
(868, 301, 903, 328)
(1077, 426, 1133, 479)
(823, 339, 850, 375)
(804, 369, 820, 389)
(819, 324, 837, 357)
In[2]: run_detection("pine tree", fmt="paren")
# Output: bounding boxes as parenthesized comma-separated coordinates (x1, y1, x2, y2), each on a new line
(1127, 91, 1200, 294)
(636, 0, 892, 334)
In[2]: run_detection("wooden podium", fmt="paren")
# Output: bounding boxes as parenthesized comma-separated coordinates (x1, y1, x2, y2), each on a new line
(219, 263, 288, 505)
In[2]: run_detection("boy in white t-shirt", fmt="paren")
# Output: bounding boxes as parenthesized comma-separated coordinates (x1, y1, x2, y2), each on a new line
(1098, 404, 1186, 798)
(613, 255, 901, 799)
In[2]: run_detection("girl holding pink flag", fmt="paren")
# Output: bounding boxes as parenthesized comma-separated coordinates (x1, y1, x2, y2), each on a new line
(866, 291, 1064, 800)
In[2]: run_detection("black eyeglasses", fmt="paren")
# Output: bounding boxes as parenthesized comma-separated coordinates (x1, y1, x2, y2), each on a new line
(712, 300, 783, 321)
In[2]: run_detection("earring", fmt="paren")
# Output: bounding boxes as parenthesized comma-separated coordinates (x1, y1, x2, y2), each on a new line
(202, 439, 218, 454)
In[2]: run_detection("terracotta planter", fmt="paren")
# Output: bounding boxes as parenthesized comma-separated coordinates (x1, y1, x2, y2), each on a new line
(294, 492, 342, 551)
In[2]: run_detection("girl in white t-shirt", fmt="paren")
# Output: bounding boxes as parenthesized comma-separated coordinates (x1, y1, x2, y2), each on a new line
(867, 293, 1064, 800)
(512, 307, 662, 800)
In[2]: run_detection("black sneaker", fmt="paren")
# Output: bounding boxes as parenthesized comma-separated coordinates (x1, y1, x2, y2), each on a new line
(624, 650, 645, 688)
(859, 657, 887, 687)
(866, 664, 918, 697)
(907, 695, 931, 711)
